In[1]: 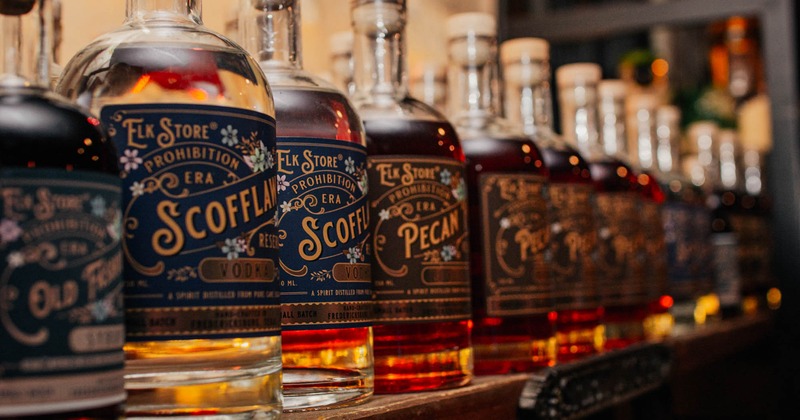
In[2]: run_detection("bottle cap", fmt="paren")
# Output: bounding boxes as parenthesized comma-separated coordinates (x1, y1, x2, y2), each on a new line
(656, 105, 681, 124)
(352, 0, 405, 31)
(628, 92, 660, 111)
(330, 31, 354, 56)
(597, 79, 628, 99)
(500, 37, 549, 64)
(718, 128, 737, 145)
(687, 120, 719, 139)
(556, 63, 601, 87)
(446, 12, 496, 40)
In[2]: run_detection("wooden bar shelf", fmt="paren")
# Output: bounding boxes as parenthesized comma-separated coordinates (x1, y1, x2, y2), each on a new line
(285, 312, 775, 419)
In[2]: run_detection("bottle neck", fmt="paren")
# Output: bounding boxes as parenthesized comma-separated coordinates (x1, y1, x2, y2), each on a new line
(630, 104, 659, 171)
(690, 131, 718, 191)
(742, 148, 763, 195)
(1, 0, 49, 88)
(126, 0, 201, 23)
(655, 117, 681, 174)
(448, 34, 498, 124)
(241, 0, 301, 70)
(719, 135, 739, 190)
(558, 82, 600, 158)
(599, 94, 629, 159)
(351, 1, 407, 104)
(503, 60, 554, 137)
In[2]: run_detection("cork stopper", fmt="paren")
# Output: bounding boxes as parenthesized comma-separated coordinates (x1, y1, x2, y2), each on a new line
(445, 12, 496, 40)
(628, 92, 659, 110)
(656, 105, 681, 124)
(556, 62, 601, 87)
(500, 37, 549, 65)
(351, 0, 405, 34)
(598, 79, 628, 99)
(446, 12, 496, 67)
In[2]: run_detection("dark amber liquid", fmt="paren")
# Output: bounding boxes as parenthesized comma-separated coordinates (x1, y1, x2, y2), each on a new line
(364, 115, 472, 394)
(589, 159, 648, 350)
(462, 135, 555, 374)
(272, 87, 374, 406)
(0, 89, 123, 419)
(639, 172, 672, 318)
(539, 145, 604, 361)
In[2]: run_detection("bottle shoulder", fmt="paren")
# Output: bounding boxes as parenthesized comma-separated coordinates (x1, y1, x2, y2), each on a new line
(0, 87, 117, 173)
(354, 94, 450, 124)
(267, 70, 366, 145)
(56, 21, 274, 117)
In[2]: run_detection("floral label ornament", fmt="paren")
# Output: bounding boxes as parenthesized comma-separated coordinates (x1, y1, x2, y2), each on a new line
(101, 103, 281, 341)
(0, 169, 125, 410)
(275, 137, 372, 330)
(367, 156, 472, 324)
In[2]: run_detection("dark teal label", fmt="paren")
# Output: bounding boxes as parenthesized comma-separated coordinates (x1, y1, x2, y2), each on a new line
(101, 104, 281, 341)
(276, 137, 372, 330)
(0, 169, 125, 413)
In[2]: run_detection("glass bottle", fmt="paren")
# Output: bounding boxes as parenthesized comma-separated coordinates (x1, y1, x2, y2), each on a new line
(623, 91, 673, 339)
(711, 128, 743, 317)
(330, 30, 355, 97)
(448, 15, 555, 374)
(0, 1, 124, 418)
(57, 0, 282, 417)
(595, 80, 654, 347)
(557, 63, 645, 350)
(654, 105, 699, 328)
(684, 121, 719, 323)
(351, 0, 473, 393)
(501, 38, 603, 361)
(238, 0, 373, 410)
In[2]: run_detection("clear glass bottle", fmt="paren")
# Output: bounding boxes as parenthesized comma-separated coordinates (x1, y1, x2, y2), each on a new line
(654, 105, 699, 329)
(623, 91, 673, 339)
(238, 0, 373, 411)
(351, 0, 473, 393)
(448, 15, 555, 374)
(501, 38, 603, 361)
(57, 1, 282, 417)
(0, 1, 124, 418)
(557, 63, 646, 350)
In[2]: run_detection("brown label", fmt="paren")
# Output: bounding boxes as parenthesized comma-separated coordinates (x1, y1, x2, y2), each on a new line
(641, 201, 668, 300)
(480, 173, 553, 316)
(595, 192, 647, 306)
(729, 213, 772, 291)
(548, 183, 598, 310)
(368, 156, 471, 323)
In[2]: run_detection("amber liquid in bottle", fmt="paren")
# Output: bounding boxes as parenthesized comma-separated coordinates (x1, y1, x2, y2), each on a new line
(588, 159, 648, 349)
(462, 135, 556, 373)
(541, 145, 604, 360)
(365, 117, 472, 393)
(501, 40, 603, 361)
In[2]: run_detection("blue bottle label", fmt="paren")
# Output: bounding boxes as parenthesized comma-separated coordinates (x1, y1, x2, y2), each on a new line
(0, 169, 125, 414)
(101, 104, 281, 341)
(276, 137, 372, 330)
